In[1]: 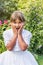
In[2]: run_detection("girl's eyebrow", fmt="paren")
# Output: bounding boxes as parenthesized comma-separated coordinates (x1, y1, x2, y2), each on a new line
(13, 21, 22, 23)
(19, 21, 22, 23)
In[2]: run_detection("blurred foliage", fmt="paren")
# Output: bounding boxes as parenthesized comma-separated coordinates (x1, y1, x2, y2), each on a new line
(0, 0, 18, 20)
(0, 24, 8, 53)
(0, 0, 43, 54)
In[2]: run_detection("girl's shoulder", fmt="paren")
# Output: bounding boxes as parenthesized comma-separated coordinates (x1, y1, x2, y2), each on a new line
(23, 29, 32, 36)
(3, 29, 12, 36)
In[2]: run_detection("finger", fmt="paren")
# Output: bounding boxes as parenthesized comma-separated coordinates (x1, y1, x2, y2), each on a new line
(19, 26, 23, 32)
(21, 24, 23, 29)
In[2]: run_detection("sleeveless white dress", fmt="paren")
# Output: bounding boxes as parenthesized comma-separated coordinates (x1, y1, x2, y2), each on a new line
(0, 29, 38, 65)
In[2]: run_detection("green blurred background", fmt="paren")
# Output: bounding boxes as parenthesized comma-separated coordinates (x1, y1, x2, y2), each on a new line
(0, 0, 43, 65)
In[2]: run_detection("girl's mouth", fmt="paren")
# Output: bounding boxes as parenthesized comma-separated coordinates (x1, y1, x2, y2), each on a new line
(16, 28, 19, 30)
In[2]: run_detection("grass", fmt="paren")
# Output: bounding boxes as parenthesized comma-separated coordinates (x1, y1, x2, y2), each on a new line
(37, 55, 43, 65)
(34, 54, 43, 65)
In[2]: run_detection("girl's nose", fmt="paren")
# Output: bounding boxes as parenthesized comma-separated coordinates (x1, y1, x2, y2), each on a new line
(16, 23, 19, 27)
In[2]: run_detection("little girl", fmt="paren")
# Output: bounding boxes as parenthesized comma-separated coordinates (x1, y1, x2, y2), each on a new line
(0, 11, 38, 65)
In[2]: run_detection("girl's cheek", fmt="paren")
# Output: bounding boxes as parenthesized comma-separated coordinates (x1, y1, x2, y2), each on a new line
(20, 23, 24, 26)
(19, 23, 21, 26)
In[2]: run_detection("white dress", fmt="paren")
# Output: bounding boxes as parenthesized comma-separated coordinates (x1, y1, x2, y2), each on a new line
(0, 29, 38, 65)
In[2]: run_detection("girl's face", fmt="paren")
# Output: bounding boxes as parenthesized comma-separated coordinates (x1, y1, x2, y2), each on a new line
(11, 18, 24, 30)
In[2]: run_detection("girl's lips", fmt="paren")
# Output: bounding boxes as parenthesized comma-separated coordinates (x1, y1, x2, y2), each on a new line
(16, 28, 20, 30)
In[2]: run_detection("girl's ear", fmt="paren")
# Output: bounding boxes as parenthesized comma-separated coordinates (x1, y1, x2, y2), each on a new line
(21, 22, 24, 26)
(8, 23, 12, 26)
(23, 23, 24, 26)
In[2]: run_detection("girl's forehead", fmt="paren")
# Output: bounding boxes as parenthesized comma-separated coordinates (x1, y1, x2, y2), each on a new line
(13, 18, 22, 23)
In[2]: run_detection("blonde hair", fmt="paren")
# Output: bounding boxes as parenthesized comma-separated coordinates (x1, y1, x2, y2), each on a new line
(10, 11, 25, 22)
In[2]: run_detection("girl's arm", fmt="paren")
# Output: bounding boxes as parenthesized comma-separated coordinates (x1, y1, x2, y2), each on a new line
(18, 23, 28, 51)
(18, 34, 28, 51)
(5, 23, 18, 51)
(6, 35, 17, 51)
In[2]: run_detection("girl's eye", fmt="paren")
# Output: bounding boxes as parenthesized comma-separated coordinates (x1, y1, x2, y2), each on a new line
(19, 22, 22, 23)
(14, 22, 16, 23)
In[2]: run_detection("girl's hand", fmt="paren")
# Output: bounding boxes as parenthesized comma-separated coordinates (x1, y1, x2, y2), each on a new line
(18, 23, 24, 35)
(9, 23, 18, 36)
